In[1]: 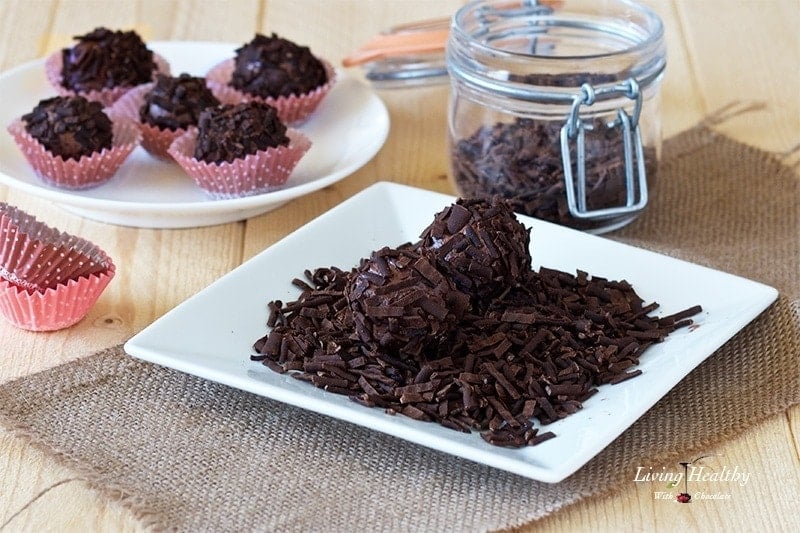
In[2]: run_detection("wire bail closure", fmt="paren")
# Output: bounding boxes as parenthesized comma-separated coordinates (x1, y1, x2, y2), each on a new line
(560, 78, 648, 220)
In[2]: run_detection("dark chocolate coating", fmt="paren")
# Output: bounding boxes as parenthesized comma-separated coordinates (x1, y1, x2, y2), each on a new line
(345, 246, 469, 361)
(140, 73, 220, 131)
(229, 33, 327, 98)
(193, 102, 289, 163)
(61, 27, 155, 92)
(419, 198, 532, 300)
(22, 95, 114, 161)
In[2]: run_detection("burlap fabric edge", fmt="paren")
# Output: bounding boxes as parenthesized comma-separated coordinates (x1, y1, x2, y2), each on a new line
(0, 299, 797, 532)
(0, 346, 166, 531)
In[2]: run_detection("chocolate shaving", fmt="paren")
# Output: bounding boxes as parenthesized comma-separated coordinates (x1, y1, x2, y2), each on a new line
(251, 198, 701, 447)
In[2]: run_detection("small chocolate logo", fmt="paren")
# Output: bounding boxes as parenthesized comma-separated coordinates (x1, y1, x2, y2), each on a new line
(676, 455, 713, 503)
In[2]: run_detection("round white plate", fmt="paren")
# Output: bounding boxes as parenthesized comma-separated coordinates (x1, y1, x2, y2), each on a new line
(0, 41, 390, 228)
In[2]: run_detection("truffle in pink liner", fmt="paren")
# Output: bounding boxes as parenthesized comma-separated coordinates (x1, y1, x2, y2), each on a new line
(0, 203, 115, 332)
(205, 33, 335, 125)
(108, 73, 224, 160)
(8, 95, 140, 190)
(168, 102, 311, 199)
(45, 27, 171, 107)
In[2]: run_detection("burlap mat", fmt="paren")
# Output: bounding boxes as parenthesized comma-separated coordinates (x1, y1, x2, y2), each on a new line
(1, 119, 798, 532)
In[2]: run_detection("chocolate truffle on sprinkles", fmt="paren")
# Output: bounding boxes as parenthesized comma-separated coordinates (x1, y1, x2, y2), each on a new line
(345, 246, 470, 361)
(251, 196, 703, 448)
(419, 198, 532, 300)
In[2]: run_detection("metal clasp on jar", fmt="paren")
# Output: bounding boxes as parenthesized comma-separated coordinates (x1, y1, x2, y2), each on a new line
(560, 79, 648, 220)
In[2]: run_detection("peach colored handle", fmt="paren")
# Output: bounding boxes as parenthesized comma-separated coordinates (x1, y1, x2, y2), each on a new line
(341, 0, 565, 68)
(342, 29, 450, 67)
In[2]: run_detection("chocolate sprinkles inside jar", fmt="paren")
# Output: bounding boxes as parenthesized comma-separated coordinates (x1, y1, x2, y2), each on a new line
(451, 116, 658, 231)
(445, 0, 667, 233)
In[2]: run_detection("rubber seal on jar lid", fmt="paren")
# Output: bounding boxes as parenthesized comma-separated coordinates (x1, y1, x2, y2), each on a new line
(362, 54, 449, 88)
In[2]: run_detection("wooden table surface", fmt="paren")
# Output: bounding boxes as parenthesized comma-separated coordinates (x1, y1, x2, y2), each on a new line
(1, 1, 798, 531)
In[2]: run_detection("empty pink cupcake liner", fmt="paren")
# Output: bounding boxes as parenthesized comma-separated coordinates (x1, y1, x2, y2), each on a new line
(0, 202, 111, 291)
(45, 51, 171, 107)
(168, 129, 311, 199)
(137, 120, 181, 161)
(7, 117, 141, 190)
(0, 261, 115, 332)
(205, 59, 336, 125)
(107, 81, 241, 160)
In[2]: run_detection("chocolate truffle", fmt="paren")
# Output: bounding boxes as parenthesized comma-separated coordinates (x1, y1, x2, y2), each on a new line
(139, 73, 220, 131)
(229, 33, 328, 98)
(61, 27, 155, 92)
(345, 246, 469, 361)
(22, 95, 113, 161)
(419, 198, 532, 300)
(193, 102, 289, 164)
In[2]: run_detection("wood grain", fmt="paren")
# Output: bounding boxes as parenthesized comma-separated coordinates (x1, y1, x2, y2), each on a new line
(0, 1, 797, 531)
(674, 0, 800, 152)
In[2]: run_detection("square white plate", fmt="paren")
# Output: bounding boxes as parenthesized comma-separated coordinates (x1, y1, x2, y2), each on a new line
(124, 182, 778, 482)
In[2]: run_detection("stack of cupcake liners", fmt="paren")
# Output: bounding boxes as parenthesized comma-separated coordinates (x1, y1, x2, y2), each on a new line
(0, 203, 115, 331)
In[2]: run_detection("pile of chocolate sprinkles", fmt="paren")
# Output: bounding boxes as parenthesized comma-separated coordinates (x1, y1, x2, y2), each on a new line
(252, 198, 701, 448)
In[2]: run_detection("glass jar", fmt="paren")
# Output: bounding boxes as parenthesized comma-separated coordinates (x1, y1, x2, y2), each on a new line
(446, 0, 666, 233)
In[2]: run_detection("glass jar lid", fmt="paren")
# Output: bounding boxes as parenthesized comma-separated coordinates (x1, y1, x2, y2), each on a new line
(447, 0, 666, 103)
(445, 0, 667, 226)
(348, 0, 665, 93)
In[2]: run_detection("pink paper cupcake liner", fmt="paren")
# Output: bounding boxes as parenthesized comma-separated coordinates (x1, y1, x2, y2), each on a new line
(134, 119, 178, 161)
(107, 81, 241, 160)
(45, 51, 171, 107)
(7, 117, 141, 190)
(205, 59, 336, 125)
(168, 129, 312, 199)
(0, 202, 111, 291)
(0, 262, 115, 332)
